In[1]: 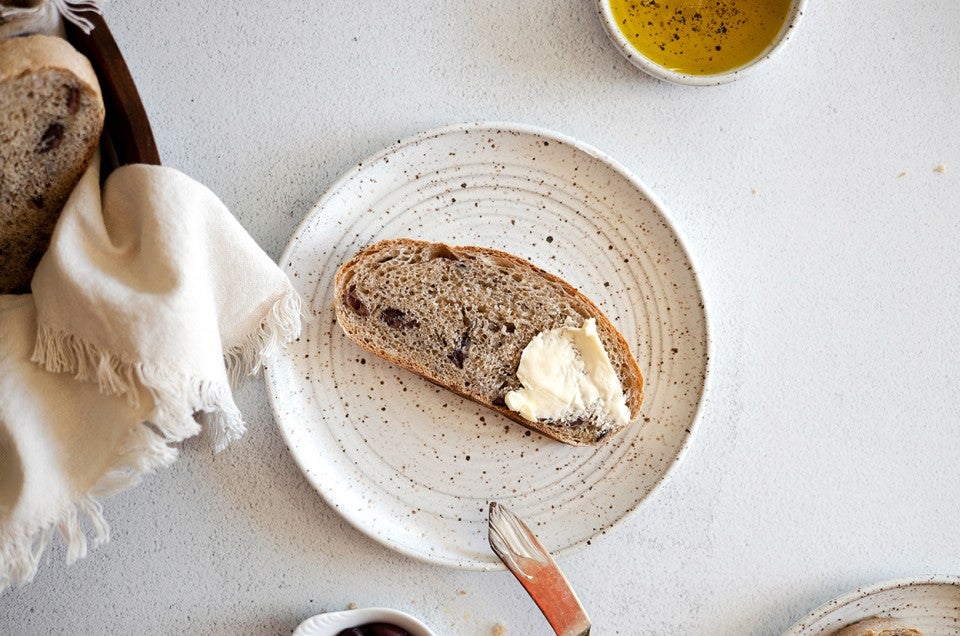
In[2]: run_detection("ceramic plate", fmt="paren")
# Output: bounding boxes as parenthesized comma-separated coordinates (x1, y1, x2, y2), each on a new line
(266, 122, 709, 570)
(785, 576, 960, 635)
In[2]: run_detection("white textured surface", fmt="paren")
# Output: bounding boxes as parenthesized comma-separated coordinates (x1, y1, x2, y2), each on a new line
(2, 1, 960, 634)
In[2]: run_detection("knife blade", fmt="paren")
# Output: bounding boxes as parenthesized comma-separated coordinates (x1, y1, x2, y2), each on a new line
(488, 502, 591, 636)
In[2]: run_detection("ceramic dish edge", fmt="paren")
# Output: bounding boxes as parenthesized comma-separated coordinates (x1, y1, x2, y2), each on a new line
(293, 607, 435, 636)
(783, 575, 960, 635)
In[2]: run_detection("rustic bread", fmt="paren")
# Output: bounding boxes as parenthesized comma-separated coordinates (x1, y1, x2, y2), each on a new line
(835, 618, 923, 636)
(334, 238, 644, 445)
(0, 34, 104, 293)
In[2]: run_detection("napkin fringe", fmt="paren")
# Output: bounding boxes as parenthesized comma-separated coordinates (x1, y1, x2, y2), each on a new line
(51, 0, 108, 35)
(164, 378, 243, 453)
(5, 292, 299, 589)
(31, 287, 302, 454)
(33, 324, 143, 406)
(31, 328, 236, 447)
(0, 0, 107, 38)
(225, 287, 303, 388)
(0, 418, 178, 594)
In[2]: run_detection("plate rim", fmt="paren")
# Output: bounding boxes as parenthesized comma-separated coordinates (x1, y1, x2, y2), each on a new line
(783, 574, 960, 635)
(266, 120, 712, 569)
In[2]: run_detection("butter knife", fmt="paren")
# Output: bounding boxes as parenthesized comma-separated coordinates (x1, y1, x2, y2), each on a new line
(488, 502, 591, 636)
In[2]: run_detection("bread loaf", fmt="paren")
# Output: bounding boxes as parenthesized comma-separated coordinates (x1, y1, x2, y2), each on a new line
(0, 34, 104, 293)
(334, 239, 644, 445)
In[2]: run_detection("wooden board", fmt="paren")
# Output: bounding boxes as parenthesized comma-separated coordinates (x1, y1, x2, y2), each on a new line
(65, 12, 160, 170)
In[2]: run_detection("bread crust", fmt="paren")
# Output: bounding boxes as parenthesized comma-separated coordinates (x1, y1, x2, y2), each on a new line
(334, 238, 644, 445)
(0, 35, 100, 89)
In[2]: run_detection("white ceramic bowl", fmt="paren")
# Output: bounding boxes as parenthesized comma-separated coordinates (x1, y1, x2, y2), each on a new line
(293, 608, 435, 636)
(596, 0, 807, 86)
(784, 575, 960, 635)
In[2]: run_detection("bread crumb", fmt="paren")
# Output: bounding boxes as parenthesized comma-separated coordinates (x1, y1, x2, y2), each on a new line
(896, 171, 907, 178)
(458, 590, 468, 596)
(492, 624, 507, 635)
(751, 188, 759, 195)
(347, 602, 358, 610)
(935, 164, 947, 173)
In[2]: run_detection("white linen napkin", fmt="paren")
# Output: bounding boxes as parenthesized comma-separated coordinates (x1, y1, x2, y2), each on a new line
(0, 154, 301, 592)
(0, 0, 105, 39)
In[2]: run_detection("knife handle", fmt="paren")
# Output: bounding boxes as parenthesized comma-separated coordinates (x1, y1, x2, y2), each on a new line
(488, 502, 592, 636)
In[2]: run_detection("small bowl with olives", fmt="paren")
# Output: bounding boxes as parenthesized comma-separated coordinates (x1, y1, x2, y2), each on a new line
(293, 607, 434, 636)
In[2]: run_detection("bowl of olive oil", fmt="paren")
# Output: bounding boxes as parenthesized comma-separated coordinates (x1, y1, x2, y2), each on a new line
(597, 0, 806, 85)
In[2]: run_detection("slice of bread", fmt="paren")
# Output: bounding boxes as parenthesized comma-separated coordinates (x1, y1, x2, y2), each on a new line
(334, 238, 644, 445)
(0, 34, 104, 293)
(835, 618, 923, 636)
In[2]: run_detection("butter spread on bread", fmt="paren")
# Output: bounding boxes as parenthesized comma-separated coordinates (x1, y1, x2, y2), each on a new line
(505, 318, 630, 431)
(0, 34, 104, 293)
(334, 239, 643, 445)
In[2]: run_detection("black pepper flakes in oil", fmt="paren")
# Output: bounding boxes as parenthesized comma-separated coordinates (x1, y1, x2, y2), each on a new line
(609, 0, 792, 75)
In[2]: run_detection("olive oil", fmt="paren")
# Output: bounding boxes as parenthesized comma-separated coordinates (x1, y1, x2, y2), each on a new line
(609, 0, 792, 75)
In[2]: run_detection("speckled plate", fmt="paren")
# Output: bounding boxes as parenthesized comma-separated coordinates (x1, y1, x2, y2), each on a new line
(784, 576, 960, 635)
(265, 122, 709, 570)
